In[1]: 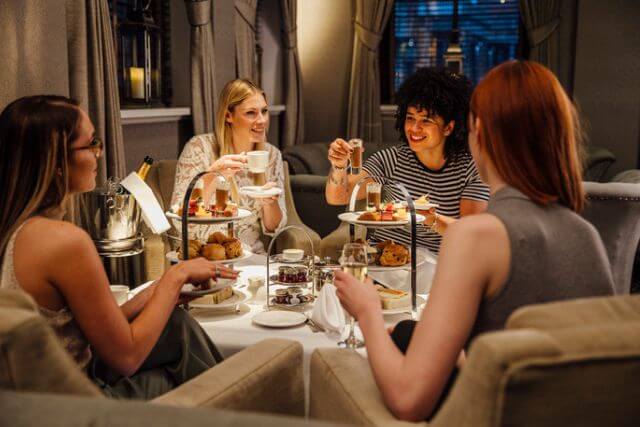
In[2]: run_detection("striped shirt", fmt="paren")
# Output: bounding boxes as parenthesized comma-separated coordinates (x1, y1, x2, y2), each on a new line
(362, 144, 490, 253)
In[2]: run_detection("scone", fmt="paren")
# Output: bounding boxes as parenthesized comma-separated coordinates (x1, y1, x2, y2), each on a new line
(358, 211, 380, 221)
(379, 243, 409, 266)
(178, 240, 202, 260)
(375, 285, 410, 310)
(201, 243, 226, 261)
(222, 238, 243, 259)
(207, 231, 231, 245)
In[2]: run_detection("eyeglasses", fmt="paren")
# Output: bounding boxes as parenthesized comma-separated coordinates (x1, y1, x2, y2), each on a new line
(70, 137, 103, 158)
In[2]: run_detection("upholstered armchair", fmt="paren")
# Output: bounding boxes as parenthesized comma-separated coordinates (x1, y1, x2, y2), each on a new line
(0, 288, 307, 424)
(309, 294, 640, 426)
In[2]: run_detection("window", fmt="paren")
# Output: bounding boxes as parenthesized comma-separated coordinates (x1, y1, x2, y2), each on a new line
(384, 0, 520, 99)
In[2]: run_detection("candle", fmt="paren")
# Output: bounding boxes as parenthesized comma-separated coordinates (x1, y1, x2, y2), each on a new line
(129, 67, 144, 99)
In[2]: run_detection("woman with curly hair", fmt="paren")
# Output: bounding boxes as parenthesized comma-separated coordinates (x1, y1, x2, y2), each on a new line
(325, 68, 489, 253)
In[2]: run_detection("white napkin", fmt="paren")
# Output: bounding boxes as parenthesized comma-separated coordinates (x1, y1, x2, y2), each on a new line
(311, 283, 346, 334)
(120, 172, 171, 234)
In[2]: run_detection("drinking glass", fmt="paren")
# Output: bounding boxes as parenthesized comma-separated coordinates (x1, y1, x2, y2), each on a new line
(338, 243, 368, 349)
(348, 138, 363, 175)
(366, 182, 382, 211)
(215, 177, 231, 212)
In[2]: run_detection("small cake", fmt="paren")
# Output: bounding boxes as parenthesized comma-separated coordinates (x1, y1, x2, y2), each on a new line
(207, 231, 231, 245)
(222, 238, 243, 259)
(378, 242, 409, 266)
(358, 211, 380, 221)
(201, 243, 226, 261)
(178, 240, 202, 260)
(375, 285, 410, 310)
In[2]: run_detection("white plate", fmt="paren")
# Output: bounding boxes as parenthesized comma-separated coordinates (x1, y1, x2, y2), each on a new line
(383, 294, 427, 315)
(180, 279, 237, 297)
(413, 202, 439, 211)
(252, 310, 307, 328)
(367, 252, 430, 272)
(239, 186, 283, 199)
(338, 211, 426, 227)
(166, 208, 253, 223)
(166, 247, 253, 264)
(188, 289, 249, 309)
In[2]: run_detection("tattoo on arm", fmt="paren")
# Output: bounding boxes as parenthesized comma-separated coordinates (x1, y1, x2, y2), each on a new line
(329, 167, 347, 187)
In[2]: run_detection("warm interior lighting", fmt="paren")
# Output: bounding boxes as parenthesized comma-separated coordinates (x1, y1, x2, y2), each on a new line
(129, 67, 145, 99)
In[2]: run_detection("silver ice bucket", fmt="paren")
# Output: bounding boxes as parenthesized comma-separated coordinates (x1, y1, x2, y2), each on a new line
(80, 190, 142, 243)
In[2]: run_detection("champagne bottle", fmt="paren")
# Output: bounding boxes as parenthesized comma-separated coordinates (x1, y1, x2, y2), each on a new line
(136, 156, 154, 181)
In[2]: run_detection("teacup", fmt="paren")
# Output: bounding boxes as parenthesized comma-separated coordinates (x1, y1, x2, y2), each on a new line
(247, 150, 269, 173)
(110, 285, 130, 305)
(282, 248, 304, 262)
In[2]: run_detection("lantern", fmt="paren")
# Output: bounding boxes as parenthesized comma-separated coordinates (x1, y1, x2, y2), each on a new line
(119, 0, 162, 106)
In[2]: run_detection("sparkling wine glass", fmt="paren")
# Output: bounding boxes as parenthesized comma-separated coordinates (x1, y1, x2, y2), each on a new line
(338, 243, 368, 349)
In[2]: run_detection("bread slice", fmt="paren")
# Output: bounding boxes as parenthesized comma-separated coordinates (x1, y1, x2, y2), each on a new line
(192, 286, 234, 305)
(375, 285, 410, 310)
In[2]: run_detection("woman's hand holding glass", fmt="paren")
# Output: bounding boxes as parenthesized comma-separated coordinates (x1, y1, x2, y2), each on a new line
(327, 139, 353, 169)
(210, 153, 248, 178)
(333, 271, 380, 321)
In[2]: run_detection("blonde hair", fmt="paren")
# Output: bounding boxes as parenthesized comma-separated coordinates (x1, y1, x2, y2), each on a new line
(213, 79, 268, 199)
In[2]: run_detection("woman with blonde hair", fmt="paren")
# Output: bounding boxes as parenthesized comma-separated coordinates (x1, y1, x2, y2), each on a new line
(0, 95, 235, 399)
(333, 61, 614, 421)
(171, 79, 287, 252)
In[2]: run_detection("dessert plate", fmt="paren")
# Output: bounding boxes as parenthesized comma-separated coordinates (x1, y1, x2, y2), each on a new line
(239, 186, 283, 199)
(338, 211, 426, 227)
(166, 208, 253, 223)
(252, 310, 307, 328)
(413, 201, 439, 211)
(166, 246, 253, 264)
(189, 289, 249, 310)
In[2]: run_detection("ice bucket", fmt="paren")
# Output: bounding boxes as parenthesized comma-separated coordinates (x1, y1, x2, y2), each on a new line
(80, 190, 142, 242)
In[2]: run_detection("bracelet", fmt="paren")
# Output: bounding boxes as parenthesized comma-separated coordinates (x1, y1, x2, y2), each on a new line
(332, 164, 346, 171)
(429, 212, 439, 233)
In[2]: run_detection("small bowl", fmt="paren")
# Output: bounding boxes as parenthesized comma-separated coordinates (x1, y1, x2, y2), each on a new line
(282, 249, 304, 262)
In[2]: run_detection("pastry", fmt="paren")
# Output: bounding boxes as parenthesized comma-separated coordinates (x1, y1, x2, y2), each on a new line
(190, 188, 203, 200)
(201, 243, 226, 261)
(207, 231, 231, 245)
(375, 285, 410, 310)
(222, 238, 243, 259)
(358, 211, 381, 221)
(178, 240, 202, 260)
(379, 242, 409, 266)
(192, 286, 234, 305)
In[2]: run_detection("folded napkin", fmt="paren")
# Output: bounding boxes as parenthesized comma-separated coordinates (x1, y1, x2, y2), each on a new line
(121, 172, 171, 234)
(311, 283, 345, 334)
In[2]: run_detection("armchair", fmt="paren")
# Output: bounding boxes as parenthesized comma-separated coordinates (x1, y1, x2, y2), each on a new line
(0, 289, 304, 417)
(309, 295, 640, 426)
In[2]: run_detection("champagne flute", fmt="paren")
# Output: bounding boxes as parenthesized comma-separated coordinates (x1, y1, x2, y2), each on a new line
(338, 243, 368, 349)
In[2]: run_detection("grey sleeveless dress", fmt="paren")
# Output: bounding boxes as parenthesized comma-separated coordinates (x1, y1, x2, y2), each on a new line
(469, 186, 615, 342)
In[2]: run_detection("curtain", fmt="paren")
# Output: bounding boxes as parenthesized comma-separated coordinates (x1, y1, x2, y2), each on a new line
(0, 0, 124, 181)
(280, 0, 304, 148)
(520, 0, 561, 75)
(347, 0, 394, 144)
(234, 0, 258, 82)
(185, 0, 217, 135)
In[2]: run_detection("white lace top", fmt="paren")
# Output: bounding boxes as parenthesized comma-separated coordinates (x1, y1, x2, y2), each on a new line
(0, 221, 92, 369)
(171, 134, 287, 253)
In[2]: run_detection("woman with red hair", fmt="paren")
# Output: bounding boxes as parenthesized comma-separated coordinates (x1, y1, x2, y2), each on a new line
(333, 61, 614, 421)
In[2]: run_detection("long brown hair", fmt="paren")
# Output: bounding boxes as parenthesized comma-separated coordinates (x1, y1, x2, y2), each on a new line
(470, 60, 584, 211)
(0, 95, 80, 262)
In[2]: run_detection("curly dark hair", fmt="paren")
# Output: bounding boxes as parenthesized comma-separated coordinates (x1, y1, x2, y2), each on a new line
(394, 67, 472, 158)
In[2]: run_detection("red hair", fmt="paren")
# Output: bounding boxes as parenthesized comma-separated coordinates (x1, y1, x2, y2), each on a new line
(470, 60, 584, 211)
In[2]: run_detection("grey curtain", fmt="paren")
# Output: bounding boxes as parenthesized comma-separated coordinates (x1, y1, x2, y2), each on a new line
(185, 0, 217, 135)
(280, 0, 304, 147)
(0, 0, 124, 181)
(347, 0, 394, 143)
(234, 0, 258, 82)
(520, 0, 561, 74)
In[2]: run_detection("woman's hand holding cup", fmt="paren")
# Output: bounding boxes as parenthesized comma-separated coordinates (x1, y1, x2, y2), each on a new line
(211, 153, 248, 178)
(327, 139, 353, 169)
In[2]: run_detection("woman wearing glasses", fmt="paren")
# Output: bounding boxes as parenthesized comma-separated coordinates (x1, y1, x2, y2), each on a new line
(326, 68, 490, 255)
(333, 61, 614, 421)
(0, 95, 234, 399)
(171, 79, 287, 253)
